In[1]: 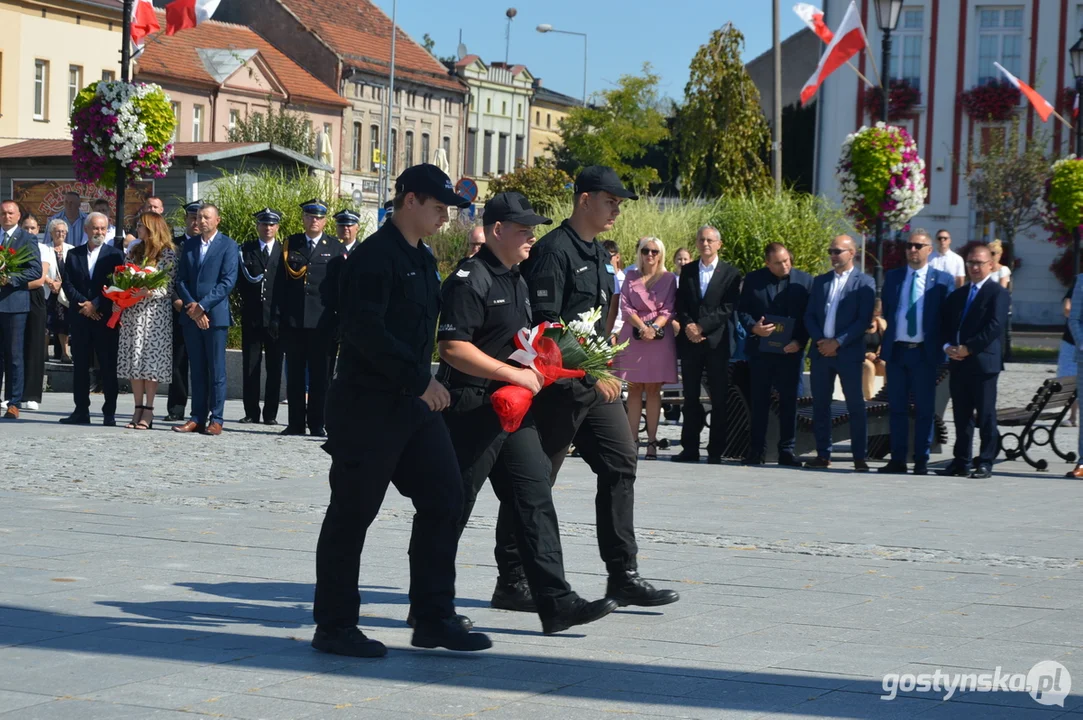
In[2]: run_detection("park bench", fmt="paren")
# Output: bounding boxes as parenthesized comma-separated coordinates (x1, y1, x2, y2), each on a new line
(997, 377, 1078, 471)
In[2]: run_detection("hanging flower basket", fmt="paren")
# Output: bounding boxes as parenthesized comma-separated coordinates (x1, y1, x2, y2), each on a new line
(863, 79, 922, 121)
(836, 122, 927, 234)
(1037, 155, 1083, 248)
(70, 80, 177, 188)
(959, 80, 1021, 122)
(1050, 247, 1078, 288)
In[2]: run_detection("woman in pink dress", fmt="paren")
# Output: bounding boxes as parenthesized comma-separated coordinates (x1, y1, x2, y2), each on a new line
(614, 236, 678, 459)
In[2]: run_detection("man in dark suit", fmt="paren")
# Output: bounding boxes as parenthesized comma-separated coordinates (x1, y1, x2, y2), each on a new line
(804, 235, 876, 471)
(878, 230, 955, 475)
(327, 208, 361, 380)
(173, 203, 238, 436)
(165, 201, 203, 422)
(274, 199, 345, 437)
(0, 199, 43, 419)
(59, 212, 122, 425)
(238, 208, 283, 425)
(938, 244, 1010, 479)
(737, 242, 813, 466)
(672, 225, 743, 464)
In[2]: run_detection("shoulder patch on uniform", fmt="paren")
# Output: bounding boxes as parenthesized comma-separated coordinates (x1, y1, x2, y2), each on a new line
(456, 268, 470, 278)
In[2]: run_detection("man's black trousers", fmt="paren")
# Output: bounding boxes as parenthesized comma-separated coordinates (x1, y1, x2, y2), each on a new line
(678, 341, 730, 457)
(282, 326, 332, 431)
(748, 351, 801, 459)
(241, 325, 282, 423)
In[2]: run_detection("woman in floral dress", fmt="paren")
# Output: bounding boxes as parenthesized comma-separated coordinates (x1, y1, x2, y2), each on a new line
(117, 212, 175, 429)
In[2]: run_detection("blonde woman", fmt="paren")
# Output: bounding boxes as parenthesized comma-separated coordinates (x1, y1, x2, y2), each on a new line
(988, 239, 1012, 289)
(117, 213, 176, 429)
(613, 237, 678, 459)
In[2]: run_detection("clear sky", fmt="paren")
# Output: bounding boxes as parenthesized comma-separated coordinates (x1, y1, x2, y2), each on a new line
(370, 0, 806, 104)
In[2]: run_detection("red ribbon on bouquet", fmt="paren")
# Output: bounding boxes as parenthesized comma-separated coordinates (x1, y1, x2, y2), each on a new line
(490, 323, 585, 433)
(100, 287, 145, 329)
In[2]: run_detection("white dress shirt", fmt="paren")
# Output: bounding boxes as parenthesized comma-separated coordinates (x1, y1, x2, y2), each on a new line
(894, 265, 929, 343)
(199, 233, 216, 263)
(822, 267, 853, 339)
(87, 242, 103, 277)
(260, 239, 276, 256)
(0, 225, 17, 244)
(929, 249, 965, 280)
(698, 257, 718, 298)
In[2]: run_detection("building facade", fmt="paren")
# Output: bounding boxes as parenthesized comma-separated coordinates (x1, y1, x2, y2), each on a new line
(215, 0, 468, 206)
(0, 0, 122, 147)
(814, 0, 1080, 324)
(529, 82, 582, 166)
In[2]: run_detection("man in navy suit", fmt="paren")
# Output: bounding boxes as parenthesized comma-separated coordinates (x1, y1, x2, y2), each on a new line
(737, 242, 812, 466)
(938, 244, 1010, 479)
(803, 235, 876, 471)
(60, 212, 123, 425)
(878, 230, 954, 475)
(173, 203, 238, 436)
(0, 199, 43, 419)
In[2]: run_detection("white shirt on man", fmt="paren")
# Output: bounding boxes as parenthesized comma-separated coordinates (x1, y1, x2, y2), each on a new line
(87, 242, 103, 277)
(698, 257, 718, 298)
(929, 248, 965, 280)
(200, 233, 216, 263)
(0, 225, 17, 244)
(895, 265, 929, 343)
(260, 239, 276, 256)
(823, 267, 854, 338)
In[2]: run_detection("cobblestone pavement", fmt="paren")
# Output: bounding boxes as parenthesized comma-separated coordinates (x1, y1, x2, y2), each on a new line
(1, 361, 1081, 719)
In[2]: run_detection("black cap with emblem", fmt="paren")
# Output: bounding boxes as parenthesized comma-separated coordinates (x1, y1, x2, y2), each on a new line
(395, 163, 471, 209)
(482, 192, 552, 227)
(333, 209, 360, 226)
(184, 199, 204, 215)
(300, 199, 329, 217)
(253, 207, 282, 225)
(573, 165, 638, 200)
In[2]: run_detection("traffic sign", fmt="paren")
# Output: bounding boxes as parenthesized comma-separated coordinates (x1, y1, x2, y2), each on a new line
(455, 177, 478, 203)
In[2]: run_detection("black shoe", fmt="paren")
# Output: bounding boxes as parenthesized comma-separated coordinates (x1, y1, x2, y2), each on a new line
(936, 461, 970, 477)
(491, 576, 536, 612)
(707, 455, 724, 465)
(969, 465, 993, 479)
(606, 570, 680, 607)
(59, 414, 91, 425)
(164, 410, 185, 422)
(742, 455, 765, 466)
(877, 461, 908, 474)
(542, 598, 619, 635)
(309, 427, 326, 438)
(239, 416, 258, 424)
(406, 612, 473, 631)
(280, 426, 306, 436)
(671, 451, 700, 463)
(913, 462, 929, 475)
(411, 617, 492, 651)
(853, 460, 870, 473)
(777, 453, 803, 467)
(804, 456, 831, 469)
(311, 625, 387, 658)
(102, 416, 116, 427)
(263, 418, 278, 426)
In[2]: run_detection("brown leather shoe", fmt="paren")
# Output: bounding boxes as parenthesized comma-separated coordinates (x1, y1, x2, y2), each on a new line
(202, 422, 223, 436)
(804, 456, 830, 469)
(173, 420, 206, 433)
(3, 405, 19, 419)
(1066, 465, 1083, 478)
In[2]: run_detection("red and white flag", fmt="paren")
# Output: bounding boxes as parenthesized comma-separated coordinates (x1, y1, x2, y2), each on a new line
(994, 62, 1054, 122)
(165, 0, 222, 36)
(800, 1, 868, 106)
(793, 3, 834, 44)
(130, 0, 160, 51)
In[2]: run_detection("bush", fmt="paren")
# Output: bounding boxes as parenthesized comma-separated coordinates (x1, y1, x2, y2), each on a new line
(487, 164, 572, 216)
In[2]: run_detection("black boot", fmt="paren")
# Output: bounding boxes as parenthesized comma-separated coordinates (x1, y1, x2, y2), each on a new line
(606, 570, 680, 607)
(311, 625, 387, 658)
(406, 611, 473, 631)
(411, 616, 492, 652)
(490, 574, 537, 612)
(541, 598, 619, 635)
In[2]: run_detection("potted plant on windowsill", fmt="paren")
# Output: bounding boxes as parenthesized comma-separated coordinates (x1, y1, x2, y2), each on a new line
(863, 79, 922, 121)
(959, 80, 1022, 122)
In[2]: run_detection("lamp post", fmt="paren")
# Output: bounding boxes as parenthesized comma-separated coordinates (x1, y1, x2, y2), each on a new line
(536, 24, 588, 106)
(114, 0, 134, 249)
(1070, 30, 1083, 276)
(872, 0, 903, 291)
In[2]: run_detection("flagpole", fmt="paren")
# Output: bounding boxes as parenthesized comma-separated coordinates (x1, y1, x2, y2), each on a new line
(115, 0, 132, 250)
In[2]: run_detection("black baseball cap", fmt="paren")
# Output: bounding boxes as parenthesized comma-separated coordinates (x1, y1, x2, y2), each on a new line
(483, 192, 552, 227)
(573, 165, 638, 200)
(395, 163, 470, 209)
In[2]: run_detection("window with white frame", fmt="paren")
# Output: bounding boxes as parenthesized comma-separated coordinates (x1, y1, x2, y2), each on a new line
(890, 8, 923, 92)
(192, 104, 204, 141)
(101, 69, 115, 82)
(229, 109, 240, 131)
(170, 101, 180, 141)
(33, 60, 48, 120)
(976, 6, 1024, 85)
(68, 65, 82, 112)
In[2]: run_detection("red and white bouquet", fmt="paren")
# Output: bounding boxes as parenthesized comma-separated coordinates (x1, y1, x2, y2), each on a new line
(101, 262, 169, 328)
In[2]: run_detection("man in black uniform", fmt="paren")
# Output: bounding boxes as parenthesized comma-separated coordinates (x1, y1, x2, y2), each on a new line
(238, 208, 284, 425)
(275, 199, 344, 437)
(517, 166, 680, 611)
(313, 164, 491, 657)
(327, 209, 362, 380)
(165, 201, 201, 422)
(440, 192, 618, 635)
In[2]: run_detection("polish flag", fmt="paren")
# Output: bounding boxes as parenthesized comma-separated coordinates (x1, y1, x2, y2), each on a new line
(165, 0, 222, 36)
(130, 0, 159, 49)
(994, 62, 1054, 122)
(800, 1, 868, 106)
(793, 3, 834, 44)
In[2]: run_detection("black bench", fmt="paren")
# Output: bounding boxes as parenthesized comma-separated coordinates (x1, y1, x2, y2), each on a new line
(997, 377, 1078, 471)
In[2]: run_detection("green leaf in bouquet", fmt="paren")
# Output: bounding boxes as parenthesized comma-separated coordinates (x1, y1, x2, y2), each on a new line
(543, 325, 590, 368)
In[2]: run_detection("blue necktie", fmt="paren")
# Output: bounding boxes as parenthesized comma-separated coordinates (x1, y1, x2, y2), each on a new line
(906, 272, 918, 337)
(958, 284, 979, 343)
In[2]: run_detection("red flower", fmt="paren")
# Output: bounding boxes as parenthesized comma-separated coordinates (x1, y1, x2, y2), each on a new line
(7, 248, 14, 255)
(578, 337, 586, 345)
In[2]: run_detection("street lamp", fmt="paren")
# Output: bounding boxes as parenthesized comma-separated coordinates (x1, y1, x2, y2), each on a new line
(536, 23, 588, 107)
(1070, 29, 1083, 275)
(872, 0, 904, 291)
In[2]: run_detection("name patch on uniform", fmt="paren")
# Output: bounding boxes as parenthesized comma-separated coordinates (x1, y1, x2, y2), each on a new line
(456, 268, 471, 278)
(407, 271, 417, 277)
(490, 298, 507, 305)
(574, 265, 589, 274)
(438, 323, 456, 332)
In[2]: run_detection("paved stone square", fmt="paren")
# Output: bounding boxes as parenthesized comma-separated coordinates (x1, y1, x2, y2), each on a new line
(1, 363, 1082, 719)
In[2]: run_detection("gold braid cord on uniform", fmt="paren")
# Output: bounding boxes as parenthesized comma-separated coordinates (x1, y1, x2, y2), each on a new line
(284, 241, 307, 279)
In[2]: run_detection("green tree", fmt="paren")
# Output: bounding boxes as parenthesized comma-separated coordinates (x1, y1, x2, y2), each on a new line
(674, 24, 771, 198)
(422, 33, 436, 53)
(227, 105, 315, 158)
(487, 163, 572, 215)
(551, 63, 669, 192)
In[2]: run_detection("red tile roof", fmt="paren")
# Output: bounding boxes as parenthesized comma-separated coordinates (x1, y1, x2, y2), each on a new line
(135, 11, 347, 108)
(0, 140, 260, 159)
(277, 0, 466, 94)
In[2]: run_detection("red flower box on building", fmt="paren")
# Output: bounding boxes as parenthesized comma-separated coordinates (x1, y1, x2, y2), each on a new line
(864, 79, 921, 121)
(960, 80, 1022, 122)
